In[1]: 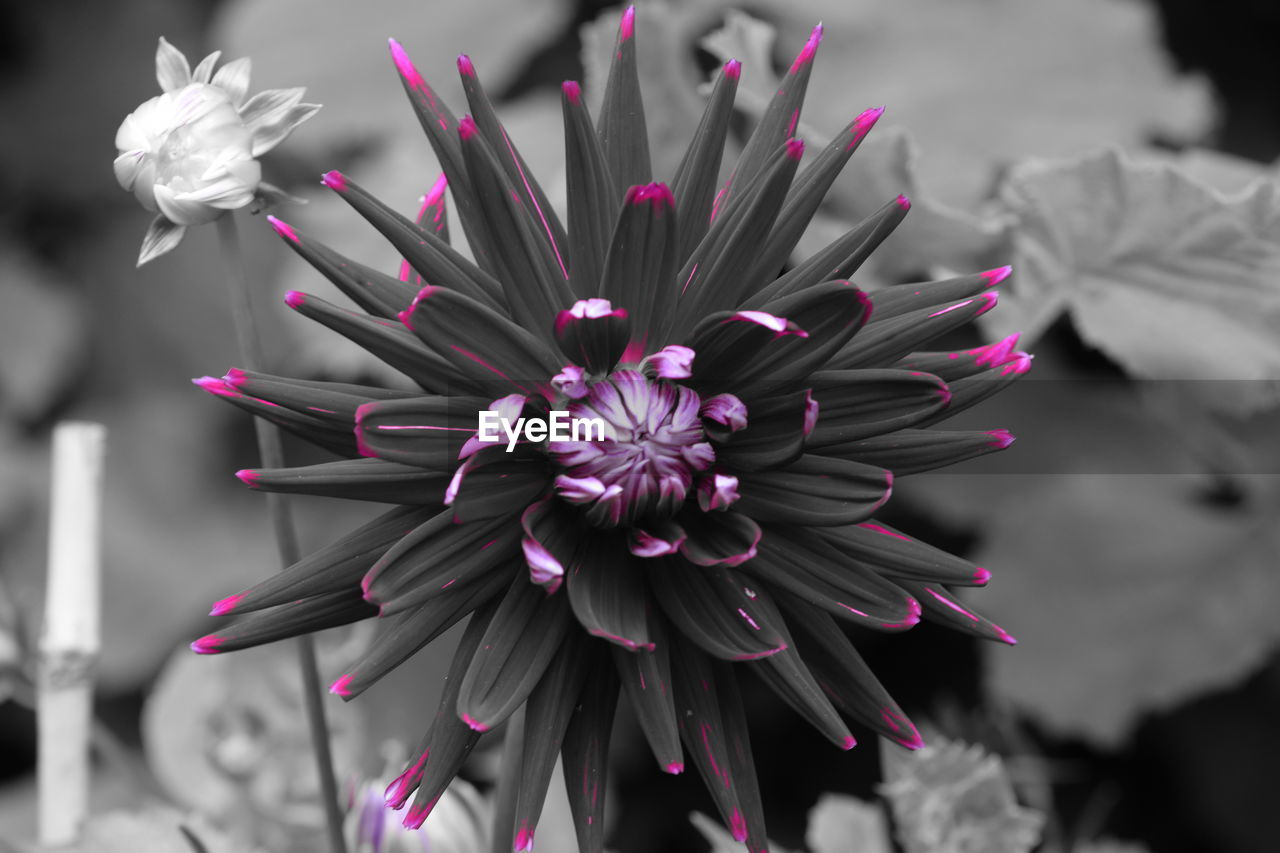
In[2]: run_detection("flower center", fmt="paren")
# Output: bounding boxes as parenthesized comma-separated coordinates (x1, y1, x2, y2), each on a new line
(547, 370, 714, 527)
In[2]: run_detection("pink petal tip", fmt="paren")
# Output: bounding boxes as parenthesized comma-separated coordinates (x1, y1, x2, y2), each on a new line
(459, 115, 479, 140)
(724, 59, 741, 80)
(987, 428, 1016, 449)
(620, 6, 635, 40)
(284, 290, 306, 309)
(329, 674, 355, 696)
(788, 23, 824, 74)
(974, 567, 993, 585)
(457, 54, 475, 76)
(320, 170, 346, 191)
(785, 138, 806, 161)
(980, 265, 1013, 286)
(895, 194, 911, 212)
(266, 215, 299, 243)
(209, 593, 244, 616)
(388, 39, 426, 90)
(562, 80, 582, 105)
(841, 735, 857, 750)
(461, 712, 489, 732)
(190, 635, 224, 655)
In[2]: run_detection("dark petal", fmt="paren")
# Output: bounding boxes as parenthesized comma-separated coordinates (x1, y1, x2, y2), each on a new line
(870, 267, 1010, 322)
(746, 106, 884, 298)
(225, 369, 413, 422)
(894, 332, 1027, 382)
(822, 427, 1015, 476)
(748, 646, 854, 750)
(457, 117, 575, 338)
(209, 506, 433, 616)
(914, 359, 1033, 427)
(744, 525, 920, 631)
(330, 570, 508, 700)
(777, 594, 925, 749)
(648, 559, 786, 661)
(282, 290, 459, 394)
(672, 60, 740, 263)
(804, 369, 949, 447)
(458, 56, 570, 287)
(361, 510, 520, 615)
(718, 24, 822, 215)
(562, 81, 621, 300)
(397, 176, 452, 286)
(490, 706, 525, 853)
(322, 171, 506, 310)
(713, 660, 770, 852)
(455, 572, 573, 732)
(194, 375, 356, 457)
(713, 390, 809, 471)
(355, 395, 487, 470)
(554, 299, 631, 374)
(691, 281, 871, 385)
(745, 196, 909, 309)
(399, 285, 561, 397)
(520, 498, 577, 592)
(192, 588, 376, 654)
(734, 454, 892, 526)
(672, 141, 803, 336)
(268, 216, 419, 318)
(561, 646, 620, 853)
(828, 291, 1001, 370)
(512, 630, 593, 852)
(612, 619, 684, 773)
(599, 184, 679, 356)
(597, 7, 652, 193)
(567, 534, 654, 650)
(903, 581, 1017, 645)
(667, 636, 750, 844)
(387, 39, 501, 277)
(675, 510, 762, 568)
(238, 457, 451, 505)
(818, 522, 992, 587)
(447, 445, 551, 524)
(392, 599, 495, 818)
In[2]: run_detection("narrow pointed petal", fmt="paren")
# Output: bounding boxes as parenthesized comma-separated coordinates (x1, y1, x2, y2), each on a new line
(672, 61, 740, 261)
(649, 559, 786, 661)
(400, 284, 561, 397)
(331, 571, 507, 700)
(745, 526, 920, 631)
(210, 56, 252, 107)
(393, 600, 496, 817)
(819, 522, 993, 587)
(554, 298, 631, 374)
(561, 80, 620, 299)
(914, 358, 1033, 427)
(447, 446, 552, 524)
(223, 368, 410, 428)
(718, 24, 822, 214)
(714, 661, 770, 851)
(322, 171, 506, 309)
(283, 290, 459, 393)
(673, 141, 804, 334)
(804, 369, 950, 447)
(903, 581, 1018, 645)
(745, 196, 909, 308)
(675, 510, 761, 568)
(237, 458, 451, 505)
(870, 268, 1009, 323)
(455, 573, 573, 732)
(734, 454, 892, 526)
(895, 332, 1027, 382)
(521, 498, 577, 593)
(712, 390, 810, 471)
(512, 631, 593, 852)
(194, 375, 357, 457)
(457, 117, 576, 336)
(458, 56, 570, 285)
(155, 36, 191, 92)
(778, 595, 925, 749)
(561, 646, 620, 853)
(194, 588, 376, 654)
(822, 428, 1015, 476)
(387, 38, 501, 275)
(355, 395, 487, 470)
(597, 6, 652, 192)
(268, 216, 418, 318)
(210, 506, 432, 615)
(567, 535, 654, 650)
(748, 646, 854, 750)
(488, 706, 524, 850)
(598, 183, 680, 355)
(137, 216, 185, 266)
(830, 291, 1000, 370)
(612, 621, 684, 773)
(190, 50, 221, 84)
(361, 510, 520, 615)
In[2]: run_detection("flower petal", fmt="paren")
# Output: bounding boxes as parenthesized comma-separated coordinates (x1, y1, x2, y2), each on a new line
(210, 56, 252, 107)
(599, 183, 679, 354)
(612, 621, 684, 774)
(823, 427, 1015, 476)
(455, 572, 573, 732)
(567, 534, 654, 650)
(554, 298, 631, 374)
(649, 559, 786, 661)
(712, 390, 809, 471)
(748, 645, 854, 750)
(561, 646, 620, 853)
(113, 149, 145, 192)
(192, 588, 376, 655)
(871, 267, 1010, 323)
(676, 510, 761, 568)
(193, 375, 358, 456)
(672, 60, 740, 261)
(830, 291, 1001, 370)
(734, 454, 893, 526)
(597, 6, 651, 191)
(237, 458, 451, 505)
(155, 36, 191, 93)
(355, 395, 488, 470)
(190, 50, 221, 84)
(914, 359, 1033, 427)
(901, 582, 1017, 645)
(446, 445, 551, 524)
(136, 215, 185, 266)
(819, 522, 992, 587)
(804, 369, 950, 446)
(561, 81, 620, 299)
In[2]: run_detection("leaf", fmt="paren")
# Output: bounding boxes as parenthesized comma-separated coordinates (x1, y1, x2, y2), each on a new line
(878, 734, 1044, 853)
(975, 473, 1280, 746)
(805, 794, 892, 853)
(988, 148, 1280, 414)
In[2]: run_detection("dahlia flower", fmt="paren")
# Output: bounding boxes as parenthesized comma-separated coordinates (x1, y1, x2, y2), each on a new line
(114, 37, 319, 265)
(194, 9, 1028, 851)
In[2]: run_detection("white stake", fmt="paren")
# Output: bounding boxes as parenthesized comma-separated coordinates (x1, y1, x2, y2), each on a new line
(38, 421, 107, 848)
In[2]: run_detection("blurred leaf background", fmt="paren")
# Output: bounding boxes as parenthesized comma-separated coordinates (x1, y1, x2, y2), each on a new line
(1, 0, 1278, 850)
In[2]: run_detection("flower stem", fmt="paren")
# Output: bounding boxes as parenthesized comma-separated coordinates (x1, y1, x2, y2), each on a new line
(216, 211, 349, 853)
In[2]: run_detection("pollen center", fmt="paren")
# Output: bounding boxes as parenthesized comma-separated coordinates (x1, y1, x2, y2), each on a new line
(547, 370, 713, 527)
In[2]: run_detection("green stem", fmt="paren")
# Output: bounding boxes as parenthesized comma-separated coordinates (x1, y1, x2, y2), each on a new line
(216, 212, 349, 853)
